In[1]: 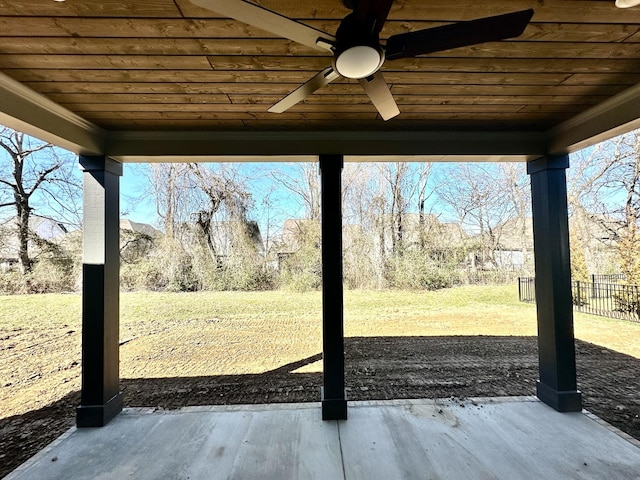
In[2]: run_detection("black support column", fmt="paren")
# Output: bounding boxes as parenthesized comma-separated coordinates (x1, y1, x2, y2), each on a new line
(319, 154, 347, 420)
(527, 155, 582, 412)
(76, 156, 123, 427)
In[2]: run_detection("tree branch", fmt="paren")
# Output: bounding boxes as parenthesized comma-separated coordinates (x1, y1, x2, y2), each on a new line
(26, 164, 60, 197)
(0, 177, 16, 188)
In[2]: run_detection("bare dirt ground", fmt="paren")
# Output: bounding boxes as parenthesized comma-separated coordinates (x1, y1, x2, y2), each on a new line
(1, 300, 640, 478)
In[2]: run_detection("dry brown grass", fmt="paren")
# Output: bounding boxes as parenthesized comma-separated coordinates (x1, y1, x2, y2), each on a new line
(2, 285, 640, 420)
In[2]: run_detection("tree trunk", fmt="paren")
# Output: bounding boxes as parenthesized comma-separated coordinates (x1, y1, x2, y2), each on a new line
(165, 165, 176, 239)
(16, 199, 32, 274)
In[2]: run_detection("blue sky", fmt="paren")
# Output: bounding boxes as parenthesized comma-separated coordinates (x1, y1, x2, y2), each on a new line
(119, 162, 311, 236)
(2, 124, 630, 239)
(118, 161, 456, 239)
(0, 136, 506, 237)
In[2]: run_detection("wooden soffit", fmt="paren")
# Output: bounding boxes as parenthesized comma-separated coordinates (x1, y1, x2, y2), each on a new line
(1, 0, 640, 160)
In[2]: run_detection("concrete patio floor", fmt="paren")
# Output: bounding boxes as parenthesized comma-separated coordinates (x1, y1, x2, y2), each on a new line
(5, 397, 640, 480)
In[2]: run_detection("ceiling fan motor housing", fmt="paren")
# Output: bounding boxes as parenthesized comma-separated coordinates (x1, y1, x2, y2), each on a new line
(333, 13, 384, 79)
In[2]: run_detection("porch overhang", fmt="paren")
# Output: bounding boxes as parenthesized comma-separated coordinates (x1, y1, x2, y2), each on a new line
(1, 69, 547, 160)
(3, 64, 640, 160)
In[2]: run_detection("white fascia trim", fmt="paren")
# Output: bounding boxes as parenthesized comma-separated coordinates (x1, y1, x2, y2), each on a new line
(548, 82, 640, 155)
(0, 72, 105, 155)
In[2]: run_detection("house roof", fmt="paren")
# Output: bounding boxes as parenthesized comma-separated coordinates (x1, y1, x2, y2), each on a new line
(1, 1, 640, 161)
(119, 219, 162, 237)
(0, 215, 68, 238)
(0, 215, 69, 260)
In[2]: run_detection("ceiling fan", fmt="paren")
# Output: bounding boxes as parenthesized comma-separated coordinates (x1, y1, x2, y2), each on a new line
(190, 0, 534, 121)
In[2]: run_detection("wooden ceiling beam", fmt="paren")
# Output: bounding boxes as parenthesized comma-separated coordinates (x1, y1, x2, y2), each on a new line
(104, 129, 547, 160)
(44, 92, 604, 106)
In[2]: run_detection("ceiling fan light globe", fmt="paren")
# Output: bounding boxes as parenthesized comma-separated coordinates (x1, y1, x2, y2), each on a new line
(334, 45, 383, 79)
(615, 0, 640, 7)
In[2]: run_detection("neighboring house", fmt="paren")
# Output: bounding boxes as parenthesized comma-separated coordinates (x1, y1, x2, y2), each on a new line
(120, 219, 162, 238)
(373, 213, 467, 259)
(275, 218, 322, 272)
(119, 219, 163, 263)
(568, 212, 619, 275)
(484, 216, 534, 271)
(489, 214, 619, 273)
(0, 216, 69, 271)
(279, 218, 318, 255)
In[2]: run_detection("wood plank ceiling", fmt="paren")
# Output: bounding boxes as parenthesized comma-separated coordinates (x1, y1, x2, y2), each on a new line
(1, 0, 640, 135)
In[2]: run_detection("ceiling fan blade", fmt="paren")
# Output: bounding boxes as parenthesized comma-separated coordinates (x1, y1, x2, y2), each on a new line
(269, 67, 341, 113)
(354, 0, 394, 34)
(359, 72, 399, 121)
(190, 0, 335, 51)
(385, 9, 534, 60)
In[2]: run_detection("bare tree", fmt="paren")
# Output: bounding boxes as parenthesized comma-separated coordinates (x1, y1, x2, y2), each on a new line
(385, 162, 409, 253)
(271, 163, 321, 221)
(417, 163, 434, 250)
(499, 163, 532, 270)
(342, 163, 382, 287)
(569, 132, 640, 282)
(148, 163, 196, 240)
(149, 163, 251, 243)
(0, 127, 80, 274)
(376, 162, 424, 255)
(188, 163, 251, 260)
(435, 163, 512, 269)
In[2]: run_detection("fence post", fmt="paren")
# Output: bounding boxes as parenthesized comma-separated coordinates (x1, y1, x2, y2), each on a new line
(518, 277, 522, 302)
(576, 281, 581, 310)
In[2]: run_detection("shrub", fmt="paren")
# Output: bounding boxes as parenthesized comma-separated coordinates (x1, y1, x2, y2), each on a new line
(279, 269, 321, 293)
(0, 271, 28, 294)
(198, 260, 274, 291)
(0, 258, 78, 294)
(119, 237, 199, 292)
(384, 250, 457, 290)
(276, 221, 321, 292)
(0, 234, 80, 294)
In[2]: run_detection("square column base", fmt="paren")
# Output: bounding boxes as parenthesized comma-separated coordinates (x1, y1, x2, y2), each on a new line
(76, 392, 123, 427)
(321, 387, 347, 420)
(536, 381, 582, 412)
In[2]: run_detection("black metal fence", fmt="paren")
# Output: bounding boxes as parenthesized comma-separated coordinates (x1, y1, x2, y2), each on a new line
(518, 276, 536, 303)
(518, 276, 640, 322)
(590, 273, 626, 284)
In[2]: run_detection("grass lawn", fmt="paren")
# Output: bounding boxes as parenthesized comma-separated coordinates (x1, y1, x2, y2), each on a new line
(1, 284, 638, 356)
(2, 284, 640, 419)
(2, 284, 640, 479)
